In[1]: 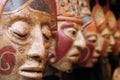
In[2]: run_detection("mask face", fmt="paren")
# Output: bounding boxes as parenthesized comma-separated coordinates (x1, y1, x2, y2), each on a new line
(0, 0, 52, 80)
(112, 30, 120, 55)
(50, 21, 86, 71)
(100, 27, 112, 56)
(48, 0, 86, 72)
(92, 3, 114, 57)
(106, 10, 118, 54)
(79, 21, 100, 67)
(95, 34, 109, 56)
(77, 0, 99, 67)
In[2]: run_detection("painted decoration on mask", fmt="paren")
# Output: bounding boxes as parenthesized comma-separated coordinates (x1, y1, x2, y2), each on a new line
(0, 46, 16, 75)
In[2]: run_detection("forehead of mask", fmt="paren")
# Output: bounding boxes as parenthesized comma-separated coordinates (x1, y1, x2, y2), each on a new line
(3, 0, 49, 13)
(83, 22, 97, 38)
(2, 0, 51, 30)
(82, 16, 97, 36)
(81, 16, 97, 42)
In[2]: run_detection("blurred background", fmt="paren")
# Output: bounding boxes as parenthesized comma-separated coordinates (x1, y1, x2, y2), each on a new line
(90, 0, 120, 19)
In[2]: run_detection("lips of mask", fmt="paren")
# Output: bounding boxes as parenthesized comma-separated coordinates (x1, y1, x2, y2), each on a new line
(51, 23, 73, 63)
(78, 42, 94, 66)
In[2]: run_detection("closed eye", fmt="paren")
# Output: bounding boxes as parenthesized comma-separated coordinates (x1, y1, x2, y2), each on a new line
(13, 31, 28, 37)
(8, 21, 30, 39)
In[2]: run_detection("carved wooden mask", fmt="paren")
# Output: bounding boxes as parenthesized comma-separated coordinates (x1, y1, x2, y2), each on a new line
(49, 0, 86, 72)
(92, 4, 110, 57)
(0, 0, 54, 79)
(106, 10, 119, 55)
(112, 30, 120, 55)
(79, 18, 99, 67)
(112, 19, 120, 55)
(77, 0, 99, 67)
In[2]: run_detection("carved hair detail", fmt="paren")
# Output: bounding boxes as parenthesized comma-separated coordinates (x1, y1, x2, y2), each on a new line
(56, 0, 82, 24)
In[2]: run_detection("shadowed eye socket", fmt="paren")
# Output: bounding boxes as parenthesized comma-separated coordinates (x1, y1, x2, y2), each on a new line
(8, 21, 30, 39)
(103, 35, 110, 40)
(114, 36, 120, 40)
(101, 27, 111, 40)
(64, 27, 77, 39)
(114, 37, 120, 40)
(87, 36, 97, 43)
(42, 25, 51, 41)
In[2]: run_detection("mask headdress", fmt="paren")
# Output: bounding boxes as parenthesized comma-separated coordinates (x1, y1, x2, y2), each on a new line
(56, 0, 82, 24)
(105, 0, 119, 55)
(92, 0, 107, 32)
(49, 0, 83, 63)
(105, 0, 117, 34)
(92, 0, 110, 56)
(3, 0, 52, 13)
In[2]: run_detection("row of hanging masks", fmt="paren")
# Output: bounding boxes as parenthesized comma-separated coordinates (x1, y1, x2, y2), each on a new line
(0, 0, 120, 80)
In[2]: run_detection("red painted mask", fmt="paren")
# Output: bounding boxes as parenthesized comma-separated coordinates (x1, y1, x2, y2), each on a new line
(92, 3, 110, 56)
(48, 0, 86, 72)
(54, 22, 73, 63)
(80, 21, 98, 66)
(106, 10, 118, 54)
